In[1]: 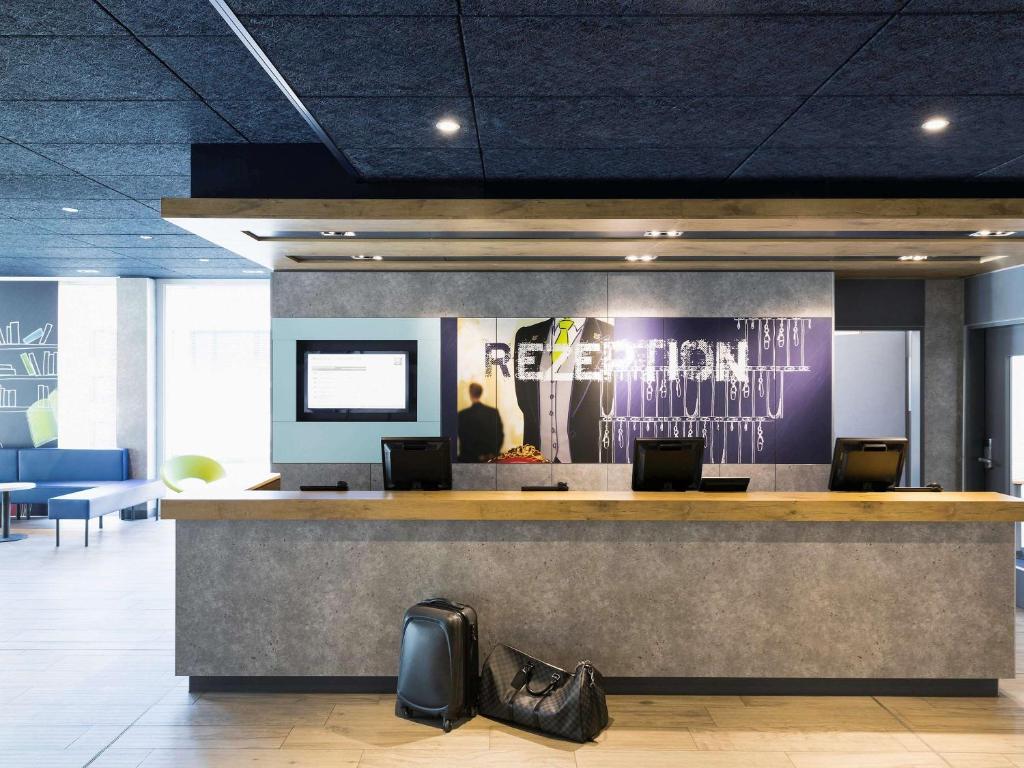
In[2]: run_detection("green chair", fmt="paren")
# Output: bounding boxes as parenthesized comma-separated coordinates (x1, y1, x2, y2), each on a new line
(160, 454, 227, 493)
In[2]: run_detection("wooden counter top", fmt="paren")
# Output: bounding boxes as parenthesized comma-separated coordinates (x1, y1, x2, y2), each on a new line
(160, 489, 1023, 522)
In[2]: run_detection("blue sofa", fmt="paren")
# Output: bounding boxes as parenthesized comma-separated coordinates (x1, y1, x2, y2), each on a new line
(6, 448, 164, 547)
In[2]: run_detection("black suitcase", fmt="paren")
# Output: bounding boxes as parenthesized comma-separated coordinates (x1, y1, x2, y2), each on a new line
(395, 597, 479, 732)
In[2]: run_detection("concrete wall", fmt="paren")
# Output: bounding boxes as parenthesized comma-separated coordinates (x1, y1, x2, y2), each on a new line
(924, 279, 964, 490)
(271, 271, 835, 492)
(177, 518, 1015, 680)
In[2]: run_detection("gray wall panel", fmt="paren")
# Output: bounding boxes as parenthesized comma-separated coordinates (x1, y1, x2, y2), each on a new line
(966, 265, 1024, 328)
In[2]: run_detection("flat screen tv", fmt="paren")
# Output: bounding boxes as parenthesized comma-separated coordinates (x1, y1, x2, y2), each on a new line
(296, 340, 417, 422)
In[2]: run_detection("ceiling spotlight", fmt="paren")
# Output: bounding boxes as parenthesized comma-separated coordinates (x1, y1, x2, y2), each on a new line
(321, 231, 357, 237)
(76, 268, 100, 274)
(625, 254, 657, 262)
(139, 235, 153, 240)
(898, 254, 929, 262)
(969, 230, 1016, 237)
(435, 118, 461, 134)
(921, 116, 950, 132)
(351, 254, 383, 261)
(643, 230, 683, 238)
(61, 206, 79, 213)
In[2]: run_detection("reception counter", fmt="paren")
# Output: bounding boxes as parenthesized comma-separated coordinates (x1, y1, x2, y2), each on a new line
(165, 488, 1022, 695)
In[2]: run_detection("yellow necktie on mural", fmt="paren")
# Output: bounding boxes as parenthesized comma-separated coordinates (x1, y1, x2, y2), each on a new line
(552, 318, 575, 365)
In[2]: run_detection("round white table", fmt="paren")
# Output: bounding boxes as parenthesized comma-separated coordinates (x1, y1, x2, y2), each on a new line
(0, 482, 36, 543)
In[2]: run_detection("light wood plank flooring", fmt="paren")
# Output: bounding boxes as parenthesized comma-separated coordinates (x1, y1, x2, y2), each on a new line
(3, 514, 1024, 768)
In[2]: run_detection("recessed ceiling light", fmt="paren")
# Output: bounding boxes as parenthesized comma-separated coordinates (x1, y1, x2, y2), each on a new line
(76, 268, 100, 274)
(435, 118, 461, 134)
(898, 254, 928, 262)
(643, 230, 683, 238)
(321, 230, 357, 237)
(139, 235, 153, 240)
(969, 229, 1016, 237)
(198, 258, 210, 262)
(242, 269, 264, 274)
(351, 254, 383, 261)
(625, 254, 657, 262)
(921, 116, 950, 132)
(61, 206, 79, 213)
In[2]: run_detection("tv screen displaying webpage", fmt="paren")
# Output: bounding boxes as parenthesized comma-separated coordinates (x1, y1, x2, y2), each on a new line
(296, 340, 417, 422)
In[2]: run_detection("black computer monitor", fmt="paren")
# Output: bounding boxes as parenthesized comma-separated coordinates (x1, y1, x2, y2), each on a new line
(828, 437, 908, 491)
(631, 438, 705, 491)
(381, 438, 453, 490)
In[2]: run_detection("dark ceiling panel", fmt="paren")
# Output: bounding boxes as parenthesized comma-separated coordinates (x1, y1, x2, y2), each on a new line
(463, 1, 902, 12)
(0, 199, 162, 219)
(74, 233, 215, 249)
(97, 0, 231, 35)
(475, 97, 801, 148)
(0, 101, 243, 143)
(0, 145, 71, 175)
(0, 38, 194, 100)
(981, 154, 1024, 177)
(1, 0, 126, 35)
(0, 175, 124, 199)
(735, 144, 1024, 179)
(148, 257, 268, 275)
(93, 175, 192, 199)
(462, 15, 886, 96)
(0, 246, 129, 260)
(241, 15, 467, 97)
(485, 147, 752, 179)
(307, 98, 477, 148)
(208, 99, 318, 143)
(904, 0, 1024, 11)
(27, 218, 199, 236)
(0, 257, 181, 278)
(345, 148, 483, 179)
(0, 217, 48, 234)
(105, 246, 243, 260)
(228, 0, 456, 12)
(824, 14, 1024, 95)
(0, 233, 94, 249)
(26, 144, 192, 176)
(141, 36, 283, 101)
(766, 95, 1024, 150)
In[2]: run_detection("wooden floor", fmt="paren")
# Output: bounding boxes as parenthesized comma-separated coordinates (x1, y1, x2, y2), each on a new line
(4, 516, 1024, 768)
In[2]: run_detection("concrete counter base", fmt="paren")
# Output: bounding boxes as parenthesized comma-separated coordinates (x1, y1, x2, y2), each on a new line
(176, 519, 1015, 693)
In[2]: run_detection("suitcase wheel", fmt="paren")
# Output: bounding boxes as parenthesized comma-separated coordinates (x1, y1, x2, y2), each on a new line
(403, 707, 413, 719)
(442, 719, 453, 733)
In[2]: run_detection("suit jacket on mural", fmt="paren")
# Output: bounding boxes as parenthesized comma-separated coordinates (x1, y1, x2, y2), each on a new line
(513, 318, 614, 463)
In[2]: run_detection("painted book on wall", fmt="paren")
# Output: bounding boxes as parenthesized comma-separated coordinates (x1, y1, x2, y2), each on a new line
(0, 281, 58, 448)
(445, 316, 831, 465)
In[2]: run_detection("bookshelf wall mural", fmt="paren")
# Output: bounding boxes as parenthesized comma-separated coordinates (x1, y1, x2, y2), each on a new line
(443, 315, 831, 465)
(0, 281, 58, 447)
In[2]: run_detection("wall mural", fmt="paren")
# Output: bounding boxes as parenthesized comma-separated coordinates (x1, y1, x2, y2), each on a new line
(0, 281, 58, 448)
(445, 316, 831, 465)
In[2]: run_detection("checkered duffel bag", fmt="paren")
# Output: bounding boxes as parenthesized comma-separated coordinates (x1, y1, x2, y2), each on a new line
(477, 643, 608, 742)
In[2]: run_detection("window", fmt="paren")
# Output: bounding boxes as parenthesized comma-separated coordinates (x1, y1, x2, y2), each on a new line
(159, 281, 270, 474)
(58, 280, 117, 448)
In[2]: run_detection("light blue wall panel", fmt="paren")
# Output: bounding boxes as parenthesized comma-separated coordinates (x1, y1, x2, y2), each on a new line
(272, 318, 441, 463)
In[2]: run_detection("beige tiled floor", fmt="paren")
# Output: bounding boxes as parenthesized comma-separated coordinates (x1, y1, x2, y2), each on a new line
(3, 513, 1024, 767)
